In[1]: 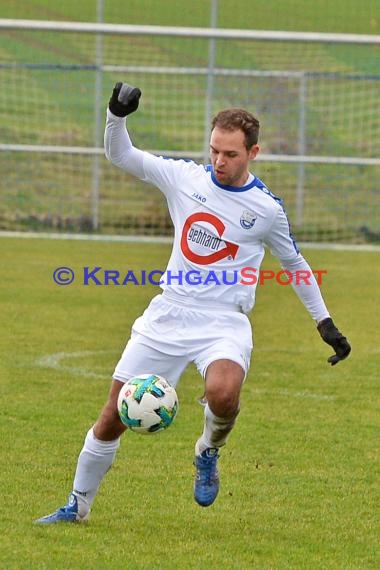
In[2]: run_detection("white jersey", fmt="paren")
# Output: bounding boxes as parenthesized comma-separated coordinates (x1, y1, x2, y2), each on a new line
(105, 111, 330, 321)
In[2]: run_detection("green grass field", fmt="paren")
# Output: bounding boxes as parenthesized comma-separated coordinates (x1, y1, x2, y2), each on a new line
(1, 236, 379, 569)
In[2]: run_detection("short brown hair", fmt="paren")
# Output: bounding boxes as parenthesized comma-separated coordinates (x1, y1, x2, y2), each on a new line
(211, 108, 260, 150)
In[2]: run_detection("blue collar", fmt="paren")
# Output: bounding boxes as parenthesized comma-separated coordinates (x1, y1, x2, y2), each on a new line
(206, 165, 256, 192)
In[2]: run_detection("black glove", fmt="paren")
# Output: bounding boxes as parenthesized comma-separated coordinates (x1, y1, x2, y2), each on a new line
(317, 317, 351, 366)
(108, 82, 141, 117)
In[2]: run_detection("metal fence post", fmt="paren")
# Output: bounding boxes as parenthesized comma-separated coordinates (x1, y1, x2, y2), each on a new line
(91, 0, 104, 230)
(202, 0, 218, 164)
(296, 73, 307, 227)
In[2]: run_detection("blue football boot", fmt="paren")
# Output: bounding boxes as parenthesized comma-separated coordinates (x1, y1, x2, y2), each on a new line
(194, 448, 220, 507)
(34, 493, 89, 524)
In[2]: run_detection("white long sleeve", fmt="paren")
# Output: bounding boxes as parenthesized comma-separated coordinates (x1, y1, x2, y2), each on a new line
(104, 109, 145, 179)
(281, 254, 330, 323)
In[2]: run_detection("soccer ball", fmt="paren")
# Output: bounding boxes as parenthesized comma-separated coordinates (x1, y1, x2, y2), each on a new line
(117, 374, 179, 435)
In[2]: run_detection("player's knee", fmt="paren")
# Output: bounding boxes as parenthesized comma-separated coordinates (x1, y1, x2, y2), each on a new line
(207, 388, 240, 418)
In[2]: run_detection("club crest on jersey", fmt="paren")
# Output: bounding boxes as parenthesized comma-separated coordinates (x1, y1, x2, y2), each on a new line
(240, 210, 257, 230)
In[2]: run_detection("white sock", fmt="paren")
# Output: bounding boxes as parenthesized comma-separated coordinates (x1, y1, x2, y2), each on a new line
(195, 404, 239, 455)
(72, 427, 120, 516)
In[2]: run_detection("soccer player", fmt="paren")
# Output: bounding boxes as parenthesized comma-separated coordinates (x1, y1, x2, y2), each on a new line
(35, 82, 351, 523)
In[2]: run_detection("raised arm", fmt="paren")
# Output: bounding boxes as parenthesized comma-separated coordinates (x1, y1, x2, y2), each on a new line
(104, 82, 145, 179)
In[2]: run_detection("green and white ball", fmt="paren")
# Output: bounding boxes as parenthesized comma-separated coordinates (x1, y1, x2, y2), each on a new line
(117, 374, 179, 434)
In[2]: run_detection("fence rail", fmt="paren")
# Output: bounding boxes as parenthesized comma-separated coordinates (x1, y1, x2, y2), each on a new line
(0, 18, 379, 242)
(1, 18, 380, 44)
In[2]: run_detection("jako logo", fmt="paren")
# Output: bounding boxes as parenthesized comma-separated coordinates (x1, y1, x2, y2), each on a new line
(192, 192, 206, 203)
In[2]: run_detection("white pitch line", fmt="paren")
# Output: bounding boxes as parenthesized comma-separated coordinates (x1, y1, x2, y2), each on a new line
(1, 230, 380, 251)
(277, 389, 335, 401)
(36, 350, 116, 379)
(0, 230, 173, 244)
(252, 387, 335, 401)
(36, 351, 336, 400)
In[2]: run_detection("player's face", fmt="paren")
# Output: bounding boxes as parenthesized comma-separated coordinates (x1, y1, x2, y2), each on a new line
(210, 127, 259, 187)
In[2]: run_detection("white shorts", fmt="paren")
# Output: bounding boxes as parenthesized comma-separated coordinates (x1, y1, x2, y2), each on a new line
(113, 292, 253, 387)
